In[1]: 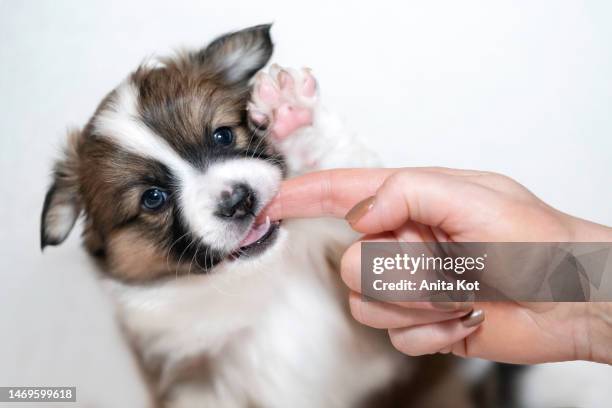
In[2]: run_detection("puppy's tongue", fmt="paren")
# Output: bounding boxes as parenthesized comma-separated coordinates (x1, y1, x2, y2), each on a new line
(239, 216, 271, 248)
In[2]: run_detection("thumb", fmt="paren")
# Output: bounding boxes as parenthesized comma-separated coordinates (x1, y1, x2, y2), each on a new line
(348, 170, 466, 235)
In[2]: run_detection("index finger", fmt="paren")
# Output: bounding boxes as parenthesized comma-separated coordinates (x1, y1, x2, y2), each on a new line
(262, 168, 397, 221)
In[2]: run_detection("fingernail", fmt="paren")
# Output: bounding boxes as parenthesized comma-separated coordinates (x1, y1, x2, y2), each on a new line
(461, 309, 485, 328)
(345, 196, 375, 225)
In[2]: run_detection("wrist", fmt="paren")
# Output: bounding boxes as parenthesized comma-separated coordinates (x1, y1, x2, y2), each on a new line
(562, 216, 612, 363)
(585, 303, 612, 364)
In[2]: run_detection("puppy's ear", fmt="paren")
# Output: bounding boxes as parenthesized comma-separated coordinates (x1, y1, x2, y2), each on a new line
(41, 129, 83, 250)
(195, 24, 273, 85)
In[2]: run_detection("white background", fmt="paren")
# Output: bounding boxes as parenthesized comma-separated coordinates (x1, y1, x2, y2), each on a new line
(1, 1, 610, 406)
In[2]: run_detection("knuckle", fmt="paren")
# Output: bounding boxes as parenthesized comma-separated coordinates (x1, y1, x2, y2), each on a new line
(388, 330, 420, 356)
(484, 171, 514, 185)
(340, 242, 361, 290)
(348, 294, 367, 325)
(388, 171, 411, 188)
(349, 294, 393, 329)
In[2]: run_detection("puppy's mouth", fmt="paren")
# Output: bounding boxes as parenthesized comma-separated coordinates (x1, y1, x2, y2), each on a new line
(232, 216, 280, 259)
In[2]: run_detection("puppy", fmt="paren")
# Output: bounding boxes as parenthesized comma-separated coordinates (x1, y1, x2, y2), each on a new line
(40, 25, 405, 407)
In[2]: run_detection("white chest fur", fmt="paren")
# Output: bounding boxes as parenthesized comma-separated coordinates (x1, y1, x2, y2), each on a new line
(103, 219, 400, 408)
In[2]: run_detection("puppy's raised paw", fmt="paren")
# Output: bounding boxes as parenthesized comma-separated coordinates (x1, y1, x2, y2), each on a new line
(248, 64, 317, 141)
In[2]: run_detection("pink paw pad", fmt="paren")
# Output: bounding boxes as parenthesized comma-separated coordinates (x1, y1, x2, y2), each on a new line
(249, 65, 317, 141)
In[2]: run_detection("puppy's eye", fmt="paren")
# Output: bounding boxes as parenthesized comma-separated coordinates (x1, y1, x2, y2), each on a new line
(141, 188, 168, 211)
(212, 127, 234, 146)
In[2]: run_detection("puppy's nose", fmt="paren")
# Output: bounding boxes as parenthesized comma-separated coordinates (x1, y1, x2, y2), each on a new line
(216, 184, 255, 219)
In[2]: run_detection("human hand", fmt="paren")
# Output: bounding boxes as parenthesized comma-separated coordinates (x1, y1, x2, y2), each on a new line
(262, 167, 612, 364)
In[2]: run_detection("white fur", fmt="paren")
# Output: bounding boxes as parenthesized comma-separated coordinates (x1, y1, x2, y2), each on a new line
(43, 202, 79, 243)
(279, 106, 380, 175)
(93, 82, 192, 179)
(105, 220, 400, 407)
(99, 78, 401, 407)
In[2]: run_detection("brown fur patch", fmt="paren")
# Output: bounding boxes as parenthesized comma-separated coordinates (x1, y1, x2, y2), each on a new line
(132, 63, 254, 164)
(107, 229, 175, 280)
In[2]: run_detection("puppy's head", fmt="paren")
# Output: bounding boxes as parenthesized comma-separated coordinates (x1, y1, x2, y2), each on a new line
(41, 25, 285, 281)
